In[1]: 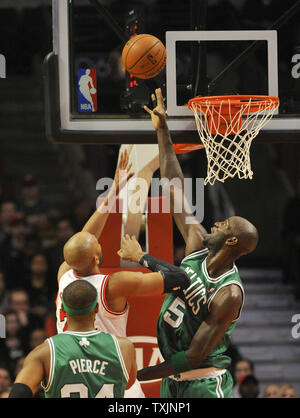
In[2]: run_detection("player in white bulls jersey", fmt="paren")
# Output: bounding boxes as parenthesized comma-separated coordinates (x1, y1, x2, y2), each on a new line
(55, 150, 189, 398)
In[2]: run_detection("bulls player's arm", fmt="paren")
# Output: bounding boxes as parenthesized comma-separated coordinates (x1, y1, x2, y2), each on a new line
(81, 148, 134, 239)
(117, 336, 137, 390)
(106, 269, 189, 313)
(106, 271, 164, 312)
(9, 342, 50, 397)
(57, 149, 134, 283)
(137, 284, 243, 381)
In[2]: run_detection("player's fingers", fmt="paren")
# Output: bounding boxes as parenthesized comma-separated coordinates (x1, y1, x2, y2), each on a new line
(117, 250, 125, 258)
(127, 171, 135, 181)
(144, 105, 152, 115)
(123, 148, 129, 165)
(121, 235, 128, 244)
(119, 151, 124, 167)
(125, 234, 131, 240)
(155, 88, 164, 105)
(151, 93, 157, 108)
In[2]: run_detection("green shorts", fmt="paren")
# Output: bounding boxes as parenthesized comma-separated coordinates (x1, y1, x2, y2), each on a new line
(160, 370, 233, 398)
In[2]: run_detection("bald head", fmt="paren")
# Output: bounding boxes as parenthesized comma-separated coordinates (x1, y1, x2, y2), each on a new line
(63, 231, 102, 274)
(229, 216, 259, 256)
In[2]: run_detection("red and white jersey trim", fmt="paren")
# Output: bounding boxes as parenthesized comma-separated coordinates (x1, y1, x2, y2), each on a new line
(100, 274, 128, 316)
(56, 269, 129, 337)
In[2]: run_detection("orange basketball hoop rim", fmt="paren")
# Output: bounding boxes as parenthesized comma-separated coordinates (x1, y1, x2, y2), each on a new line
(187, 94, 279, 135)
(173, 94, 280, 185)
(174, 94, 279, 154)
(173, 94, 279, 154)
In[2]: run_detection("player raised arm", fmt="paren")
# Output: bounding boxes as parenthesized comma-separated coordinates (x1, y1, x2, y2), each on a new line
(144, 89, 207, 256)
(57, 149, 134, 281)
(136, 284, 243, 381)
(82, 148, 134, 239)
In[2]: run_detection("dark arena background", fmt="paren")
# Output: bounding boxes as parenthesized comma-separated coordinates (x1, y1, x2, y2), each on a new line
(0, 0, 300, 401)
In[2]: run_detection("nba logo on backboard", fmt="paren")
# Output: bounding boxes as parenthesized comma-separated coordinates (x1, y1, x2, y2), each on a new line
(78, 68, 97, 112)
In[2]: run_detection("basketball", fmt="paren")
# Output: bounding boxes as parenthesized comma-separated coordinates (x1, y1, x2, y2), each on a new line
(122, 34, 166, 79)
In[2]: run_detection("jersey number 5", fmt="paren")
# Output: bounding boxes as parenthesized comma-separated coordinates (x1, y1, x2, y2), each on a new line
(163, 297, 185, 328)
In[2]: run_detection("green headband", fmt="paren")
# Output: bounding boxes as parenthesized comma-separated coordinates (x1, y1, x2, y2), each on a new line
(62, 294, 98, 316)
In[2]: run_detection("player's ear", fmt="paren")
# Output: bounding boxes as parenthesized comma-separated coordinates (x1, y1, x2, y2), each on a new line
(225, 236, 238, 246)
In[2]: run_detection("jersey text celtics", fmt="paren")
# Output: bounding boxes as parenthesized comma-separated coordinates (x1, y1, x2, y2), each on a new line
(157, 248, 244, 370)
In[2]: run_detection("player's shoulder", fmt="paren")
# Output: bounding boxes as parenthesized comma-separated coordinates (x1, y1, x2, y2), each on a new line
(115, 336, 135, 355)
(25, 340, 50, 363)
(180, 248, 209, 265)
(57, 265, 74, 286)
(214, 282, 243, 300)
(57, 261, 72, 283)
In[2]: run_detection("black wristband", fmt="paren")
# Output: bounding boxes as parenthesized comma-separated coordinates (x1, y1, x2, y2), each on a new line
(139, 253, 190, 293)
(139, 253, 182, 273)
(9, 383, 33, 398)
(160, 270, 190, 293)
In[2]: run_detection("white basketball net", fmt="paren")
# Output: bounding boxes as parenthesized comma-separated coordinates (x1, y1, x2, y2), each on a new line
(190, 96, 279, 185)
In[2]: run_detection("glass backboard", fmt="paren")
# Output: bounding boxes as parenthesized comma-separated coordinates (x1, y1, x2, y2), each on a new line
(45, 0, 300, 144)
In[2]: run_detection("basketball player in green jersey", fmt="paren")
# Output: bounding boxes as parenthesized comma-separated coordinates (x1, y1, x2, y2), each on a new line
(123, 88, 259, 398)
(8, 280, 137, 398)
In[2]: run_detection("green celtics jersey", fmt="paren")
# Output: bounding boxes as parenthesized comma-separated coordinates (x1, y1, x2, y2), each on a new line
(42, 330, 128, 398)
(157, 248, 244, 370)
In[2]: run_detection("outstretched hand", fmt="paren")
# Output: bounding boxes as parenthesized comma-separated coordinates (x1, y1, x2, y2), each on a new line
(144, 88, 167, 130)
(113, 148, 135, 195)
(117, 234, 145, 263)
